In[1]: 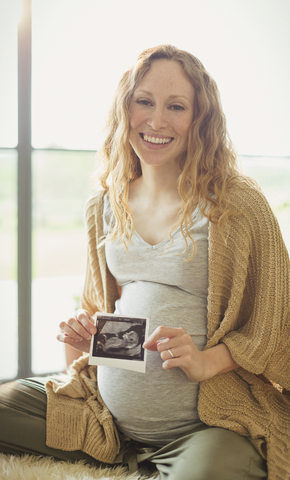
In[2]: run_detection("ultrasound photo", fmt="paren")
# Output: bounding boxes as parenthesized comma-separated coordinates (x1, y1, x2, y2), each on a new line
(89, 313, 149, 372)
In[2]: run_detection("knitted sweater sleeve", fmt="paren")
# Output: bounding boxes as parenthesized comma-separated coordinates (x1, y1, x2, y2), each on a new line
(206, 183, 290, 389)
(45, 191, 121, 463)
(46, 354, 120, 463)
(80, 191, 119, 316)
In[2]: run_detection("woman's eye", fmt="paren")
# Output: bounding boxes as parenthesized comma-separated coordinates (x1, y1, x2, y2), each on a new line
(170, 105, 185, 111)
(136, 100, 151, 106)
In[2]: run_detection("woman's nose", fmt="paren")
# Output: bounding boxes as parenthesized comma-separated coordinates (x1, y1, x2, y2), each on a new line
(147, 107, 168, 130)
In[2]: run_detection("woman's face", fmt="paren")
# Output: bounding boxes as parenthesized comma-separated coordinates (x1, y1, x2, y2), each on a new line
(129, 59, 194, 169)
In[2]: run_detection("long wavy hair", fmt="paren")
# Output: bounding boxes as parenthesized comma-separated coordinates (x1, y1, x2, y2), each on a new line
(97, 44, 248, 258)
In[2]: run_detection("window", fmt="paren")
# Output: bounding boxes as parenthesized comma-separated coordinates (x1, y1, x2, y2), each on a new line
(31, 150, 95, 373)
(1, 0, 289, 382)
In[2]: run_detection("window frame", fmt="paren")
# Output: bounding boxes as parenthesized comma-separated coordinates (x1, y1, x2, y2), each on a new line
(17, 0, 32, 379)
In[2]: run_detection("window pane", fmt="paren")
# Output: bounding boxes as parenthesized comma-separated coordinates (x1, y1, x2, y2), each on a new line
(32, 0, 109, 151)
(240, 156, 290, 252)
(0, 1, 20, 147)
(31, 150, 95, 374)
(0, 150, 18, 379)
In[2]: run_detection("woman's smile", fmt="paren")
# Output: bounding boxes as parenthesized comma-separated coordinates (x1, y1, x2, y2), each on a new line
(139, 132, 174, 149)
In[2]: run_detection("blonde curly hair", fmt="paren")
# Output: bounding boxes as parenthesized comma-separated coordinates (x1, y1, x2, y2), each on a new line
(97, 44, 248, 258)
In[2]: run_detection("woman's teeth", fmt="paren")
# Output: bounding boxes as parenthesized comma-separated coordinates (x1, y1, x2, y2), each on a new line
(143, 134, 172, 144)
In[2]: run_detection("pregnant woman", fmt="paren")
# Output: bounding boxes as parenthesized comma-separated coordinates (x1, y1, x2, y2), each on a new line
(1, 44, 289, 480)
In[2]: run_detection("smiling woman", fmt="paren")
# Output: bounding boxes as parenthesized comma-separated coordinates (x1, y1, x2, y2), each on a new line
(43, 44, 290, 479)
(0, 38, 289, 480)
(24, 44, 290, 479)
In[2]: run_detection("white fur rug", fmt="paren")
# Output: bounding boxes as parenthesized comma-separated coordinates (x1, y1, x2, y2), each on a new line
(0, 454, 158, 480)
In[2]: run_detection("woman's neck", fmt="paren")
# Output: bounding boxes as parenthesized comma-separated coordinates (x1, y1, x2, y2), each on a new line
(132, 162, 180, 203)
(128, 163, 183, 246)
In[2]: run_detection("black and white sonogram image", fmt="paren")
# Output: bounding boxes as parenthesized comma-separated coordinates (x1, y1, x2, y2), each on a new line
(92, 314, 147, 361)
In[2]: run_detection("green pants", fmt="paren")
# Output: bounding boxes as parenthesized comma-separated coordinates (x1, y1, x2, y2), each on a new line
(0, 378, 267, 479)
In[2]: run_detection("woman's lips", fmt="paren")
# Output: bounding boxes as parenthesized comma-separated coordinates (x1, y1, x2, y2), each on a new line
(139, 133, 174, 149)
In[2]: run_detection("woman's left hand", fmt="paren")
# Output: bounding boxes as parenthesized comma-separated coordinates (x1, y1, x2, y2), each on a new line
(143, 326, 206, 382)
(143, 326, 239, 382)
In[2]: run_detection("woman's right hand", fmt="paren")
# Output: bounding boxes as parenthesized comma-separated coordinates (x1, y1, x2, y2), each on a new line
(57, 309, 98, 353)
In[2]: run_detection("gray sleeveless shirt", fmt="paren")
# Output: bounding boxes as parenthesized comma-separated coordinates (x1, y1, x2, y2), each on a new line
(97, 194, 209, 446)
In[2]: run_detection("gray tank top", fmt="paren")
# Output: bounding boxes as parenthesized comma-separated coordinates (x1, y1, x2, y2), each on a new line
(97, 194, 209, 446)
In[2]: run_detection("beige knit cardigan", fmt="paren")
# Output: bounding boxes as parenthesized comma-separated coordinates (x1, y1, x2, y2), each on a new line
(46, 182, 290, 479)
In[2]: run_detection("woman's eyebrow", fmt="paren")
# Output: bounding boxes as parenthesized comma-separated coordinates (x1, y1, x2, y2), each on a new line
(168, 94, 191, 102)
(134, 89, 151, 95)
(134, 90, 191, 102)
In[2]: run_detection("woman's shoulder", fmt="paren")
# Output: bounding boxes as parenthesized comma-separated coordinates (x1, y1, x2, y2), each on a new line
(224, 178, 286, 247)
(226, 177, 273, 216)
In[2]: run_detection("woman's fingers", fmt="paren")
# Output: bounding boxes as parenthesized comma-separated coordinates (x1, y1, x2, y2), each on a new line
(57, 332, 79, 344)
(143, 325, 204, 380)
(145, 327, 193, 357)
(62, 316, 91, 340)
(56, 332, 91, 353)
(58, 309, 97, 343)
(143, 326, 186, 350)
(76, 309, 97, 336)
(160, 347, 179, 360)
(59, 317, 84, 341)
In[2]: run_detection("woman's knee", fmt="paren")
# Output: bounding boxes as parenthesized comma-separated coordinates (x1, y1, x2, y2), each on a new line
(185, 428, 266, 480)
(154, 427, 267, 480)
(0, 380, 47, 453)
(0, 379, 47, 417)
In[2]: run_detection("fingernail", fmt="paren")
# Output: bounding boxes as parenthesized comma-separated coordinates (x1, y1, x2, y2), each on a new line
(143, 341, 148, 348)
(84, 333, 91, 340)
(90, 328, 96, 335)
